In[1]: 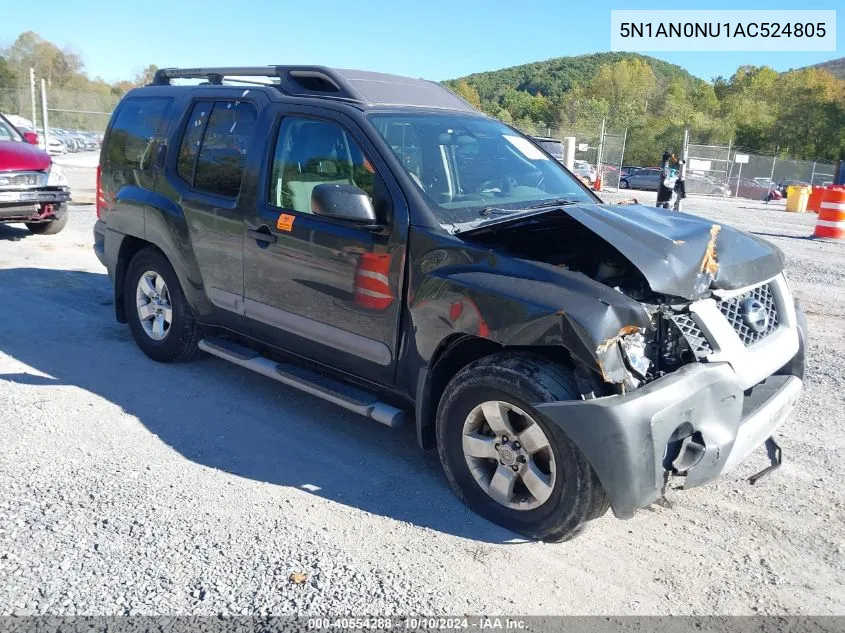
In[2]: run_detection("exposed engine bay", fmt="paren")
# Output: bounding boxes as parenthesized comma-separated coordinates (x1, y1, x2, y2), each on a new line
(466, 213, 703, 383)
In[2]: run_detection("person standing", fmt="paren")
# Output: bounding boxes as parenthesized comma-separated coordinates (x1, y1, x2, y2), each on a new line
(656, 151, 677, 209)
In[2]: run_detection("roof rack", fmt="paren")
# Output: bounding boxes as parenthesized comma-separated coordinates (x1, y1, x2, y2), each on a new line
(151, 66, 365, 102)
(150, 66, 478, 113)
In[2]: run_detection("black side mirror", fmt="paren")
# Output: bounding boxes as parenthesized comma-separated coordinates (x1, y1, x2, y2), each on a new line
(311, 184, 377, 224)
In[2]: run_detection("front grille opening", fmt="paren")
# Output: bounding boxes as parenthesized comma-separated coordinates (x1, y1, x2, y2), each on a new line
(670, 312, 713, 359)
(718, 283, 779, 346)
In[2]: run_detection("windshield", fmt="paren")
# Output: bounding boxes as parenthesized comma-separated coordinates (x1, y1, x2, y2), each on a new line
(368, 113, 594, 225)
(0, 116, 23, 143)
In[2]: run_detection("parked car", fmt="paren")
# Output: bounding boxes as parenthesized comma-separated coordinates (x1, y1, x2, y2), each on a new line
(685, 173, 730, 196)
(530, 136, 565, 162)
(729, 177, 783, 201)
(620, 167, 661, 190)
(573, 159, 596, 183)
(620, 165, 642, 178)
(94, 66, 806, 542)
(778, 180, 809, 196)
(0, 112, 70, 234)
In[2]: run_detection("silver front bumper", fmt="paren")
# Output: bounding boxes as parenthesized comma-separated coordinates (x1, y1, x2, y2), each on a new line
(721, 374, 802, 474)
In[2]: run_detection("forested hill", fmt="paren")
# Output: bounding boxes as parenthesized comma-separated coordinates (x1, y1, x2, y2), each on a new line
(442, 52, 845, 165)
(809, 57, 845, 81)
(447, 52, 704, 103)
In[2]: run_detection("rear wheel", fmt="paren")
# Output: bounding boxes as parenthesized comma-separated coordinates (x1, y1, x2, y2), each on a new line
(436, 352, 608, 542)
(26, 210, 68, 235)
(124, 247, 202, 362)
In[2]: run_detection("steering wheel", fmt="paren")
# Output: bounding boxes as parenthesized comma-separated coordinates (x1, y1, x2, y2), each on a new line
(476, 176, 519, 194)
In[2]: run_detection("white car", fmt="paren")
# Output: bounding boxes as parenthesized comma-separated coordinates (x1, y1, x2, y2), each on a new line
(46, 136, 67, 155)
(573, 160, 596, 183)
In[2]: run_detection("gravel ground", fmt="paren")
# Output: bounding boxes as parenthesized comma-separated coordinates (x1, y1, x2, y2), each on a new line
(1, 193, 844, 616)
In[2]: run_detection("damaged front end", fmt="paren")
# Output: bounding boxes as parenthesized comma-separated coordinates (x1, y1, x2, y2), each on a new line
(0, 168, 70, 224)
(455, 203, 805, 517)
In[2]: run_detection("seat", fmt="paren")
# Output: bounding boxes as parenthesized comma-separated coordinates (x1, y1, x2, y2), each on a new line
(283, 122, 352, 212)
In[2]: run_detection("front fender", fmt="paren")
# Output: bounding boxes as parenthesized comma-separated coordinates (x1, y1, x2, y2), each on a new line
(410, 264, 651, 381)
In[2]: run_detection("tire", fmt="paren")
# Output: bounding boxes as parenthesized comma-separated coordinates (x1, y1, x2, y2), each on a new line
(26, 211, 68, 235)
(619, 179, 629, 189)
(436, 352, 608, 542)
(124, 247, 202, 363)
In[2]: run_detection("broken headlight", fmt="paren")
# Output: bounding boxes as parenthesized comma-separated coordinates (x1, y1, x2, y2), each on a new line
(619, 332, 651, 380)
(46, 164, 68, 187)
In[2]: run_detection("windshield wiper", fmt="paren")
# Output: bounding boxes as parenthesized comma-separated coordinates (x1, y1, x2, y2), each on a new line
(526, 198, 580, 209)
(477, 206, 524, 217)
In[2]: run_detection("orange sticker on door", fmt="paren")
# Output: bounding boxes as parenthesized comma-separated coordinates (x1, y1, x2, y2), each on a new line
(276, 214, 295, 232)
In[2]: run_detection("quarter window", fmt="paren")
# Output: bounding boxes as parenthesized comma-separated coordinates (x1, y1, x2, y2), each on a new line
(106, 97, 173, 169)
(176, 100, 256, 198)
(269, 117, 375, 213)
(176, 102, 211, 184)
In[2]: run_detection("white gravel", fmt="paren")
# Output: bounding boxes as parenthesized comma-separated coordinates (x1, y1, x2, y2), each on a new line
(1, 198, 844, 616)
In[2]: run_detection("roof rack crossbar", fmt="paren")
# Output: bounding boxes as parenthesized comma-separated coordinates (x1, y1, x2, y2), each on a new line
(151, 66, 365, 102)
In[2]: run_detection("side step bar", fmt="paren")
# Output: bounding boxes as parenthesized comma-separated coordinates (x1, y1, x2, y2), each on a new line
(198, 337, 405, 428)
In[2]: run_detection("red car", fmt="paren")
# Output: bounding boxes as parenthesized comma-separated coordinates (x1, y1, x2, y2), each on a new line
(0, 112, 70, 234)
(729, 177, 783, 201)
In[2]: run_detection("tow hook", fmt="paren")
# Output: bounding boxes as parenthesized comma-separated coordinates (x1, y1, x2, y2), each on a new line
(748, 437, 782, 485)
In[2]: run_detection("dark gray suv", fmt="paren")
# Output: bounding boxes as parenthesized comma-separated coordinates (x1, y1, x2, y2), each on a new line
(93, 66, 806, 541)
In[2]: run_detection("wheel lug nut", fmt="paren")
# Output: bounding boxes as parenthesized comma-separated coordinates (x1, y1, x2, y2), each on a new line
(502, 436, 509, 443)
(511, 465, 519, 472)
(494, 443, 500, 449)
(514, 442, 521, 449)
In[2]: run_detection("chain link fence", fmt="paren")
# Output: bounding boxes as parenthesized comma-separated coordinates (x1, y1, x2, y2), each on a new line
(512, 120, 627, 190)
(1, 83, 117, 135)
(685, 143, 732, 196)
(687, 136, 839, 201)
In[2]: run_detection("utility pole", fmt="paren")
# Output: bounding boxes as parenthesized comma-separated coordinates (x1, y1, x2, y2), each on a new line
(596, 117, 606, 185)
(767, 157, 777, 198)
(29, 68, 37, 131)
(40, 79, 50, 153)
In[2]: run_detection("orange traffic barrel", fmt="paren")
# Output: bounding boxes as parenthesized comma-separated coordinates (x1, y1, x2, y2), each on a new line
(814, 188, 845, 240)
(807, 186, 825, 213)
(593, 175, 603, 192)
(353, 253, 393, 310)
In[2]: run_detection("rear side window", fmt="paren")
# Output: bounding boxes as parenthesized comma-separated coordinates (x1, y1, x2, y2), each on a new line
(106, 97, 172, 169)
(177, 102, 211, 183)
(177, 100, 256, 198)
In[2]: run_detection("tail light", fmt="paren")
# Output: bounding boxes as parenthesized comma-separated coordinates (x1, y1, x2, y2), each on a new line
(96, 164, 104, 218)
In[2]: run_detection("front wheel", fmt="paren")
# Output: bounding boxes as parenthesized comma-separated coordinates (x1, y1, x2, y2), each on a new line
(436, 353, 608, 542)
(124, 247, 202, 363)
(619, 179, 629, 189)
(26, 210, 68, 235)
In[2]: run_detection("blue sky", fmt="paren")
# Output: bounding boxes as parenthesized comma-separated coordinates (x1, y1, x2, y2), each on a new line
(2, 0, 840, 84)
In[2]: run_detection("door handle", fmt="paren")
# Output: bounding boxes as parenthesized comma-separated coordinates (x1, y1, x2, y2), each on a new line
(247, 227, 277, 244)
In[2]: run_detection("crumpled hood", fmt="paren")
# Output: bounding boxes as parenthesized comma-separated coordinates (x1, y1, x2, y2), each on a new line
(459, 203, 784, 300)
(567, 204, 783, 299)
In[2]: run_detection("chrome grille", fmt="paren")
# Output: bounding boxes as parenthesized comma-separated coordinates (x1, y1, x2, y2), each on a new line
(0, 171, 45, 188)
(718, 283, 779, 346)
(671, 313, 712, 358)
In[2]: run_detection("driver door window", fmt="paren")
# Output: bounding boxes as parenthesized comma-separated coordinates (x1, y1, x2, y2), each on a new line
(269, 117, 375, 213)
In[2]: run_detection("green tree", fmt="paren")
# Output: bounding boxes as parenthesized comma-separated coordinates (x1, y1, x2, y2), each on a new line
(451, 80, 482, 110)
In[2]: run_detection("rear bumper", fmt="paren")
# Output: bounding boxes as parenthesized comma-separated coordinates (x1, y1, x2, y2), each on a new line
(538, 359, 803, 519)
(93, 219, 106, 266)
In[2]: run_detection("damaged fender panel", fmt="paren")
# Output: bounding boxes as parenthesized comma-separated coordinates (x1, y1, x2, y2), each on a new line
(409, 264, 651, 380)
